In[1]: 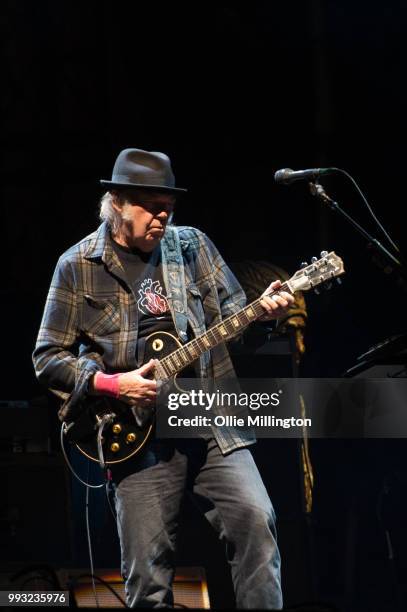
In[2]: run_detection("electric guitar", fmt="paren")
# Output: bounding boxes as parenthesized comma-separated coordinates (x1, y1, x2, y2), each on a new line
(65, 251, 344, 464)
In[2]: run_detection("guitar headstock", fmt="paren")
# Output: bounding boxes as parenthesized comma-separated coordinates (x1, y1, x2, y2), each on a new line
(289, 251, 345, 293)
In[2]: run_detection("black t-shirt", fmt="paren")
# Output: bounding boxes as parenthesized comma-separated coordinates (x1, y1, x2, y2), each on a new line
(110, 235, 198, 374)
(110, 236, 175, 339)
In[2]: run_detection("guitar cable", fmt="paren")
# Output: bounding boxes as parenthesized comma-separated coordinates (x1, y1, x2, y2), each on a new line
(61, 422, 105, 489)
(60, 422, 126, 606)
(96, 413, 116, 470)
(85, 462, 100, 608)
(60, 424, 103, 606)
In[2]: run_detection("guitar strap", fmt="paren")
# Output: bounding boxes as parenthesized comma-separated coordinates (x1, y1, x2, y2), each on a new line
(161, 226, 189, 344)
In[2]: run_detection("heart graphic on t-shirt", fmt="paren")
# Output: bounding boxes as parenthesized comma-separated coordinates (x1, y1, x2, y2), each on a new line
(137, 278, 169, 316)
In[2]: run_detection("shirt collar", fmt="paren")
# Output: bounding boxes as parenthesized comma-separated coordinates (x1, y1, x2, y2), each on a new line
(83, 222, 190, 263)
(83, 221, 112, 262)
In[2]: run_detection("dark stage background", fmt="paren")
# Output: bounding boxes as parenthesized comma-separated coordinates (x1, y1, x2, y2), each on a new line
(1, 2, 407, 611)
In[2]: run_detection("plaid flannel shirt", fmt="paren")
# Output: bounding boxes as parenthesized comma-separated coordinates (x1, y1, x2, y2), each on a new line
(33, 221, 255, 455)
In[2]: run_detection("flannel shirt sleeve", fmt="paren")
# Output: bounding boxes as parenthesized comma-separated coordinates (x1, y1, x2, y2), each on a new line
(32, 256, 104, 418)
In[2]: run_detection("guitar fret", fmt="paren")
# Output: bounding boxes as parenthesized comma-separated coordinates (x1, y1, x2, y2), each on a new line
(171, 352, 180, 369)
(252, 299, 264, 317)
(167, 355, 180, 374)
(224, 319, 236, 335)
(213, 321, 231, 340)
(208, 328, 220, 344)
(177, 348, 188, 364)
(245, 306, 255, 319)
(182, 344, 191, 363)
(166, 356, 177, 374)
(194, 337, 209, 353)
(160, 360, 171, 377)
(218, 324, 228, 337)
(187, 342, 198, 359)
(202, 337, 211, 349)
(237, 310, 250, 325)
(194, 338, 204, 353)
(193, 343, 201, 358)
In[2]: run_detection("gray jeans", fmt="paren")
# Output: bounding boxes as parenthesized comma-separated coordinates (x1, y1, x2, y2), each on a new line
(111, 438, 282, 609)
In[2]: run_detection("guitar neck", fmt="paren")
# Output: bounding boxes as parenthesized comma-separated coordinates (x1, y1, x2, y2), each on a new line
(159, 281, 292, 377)
(157, 250, 345, 378)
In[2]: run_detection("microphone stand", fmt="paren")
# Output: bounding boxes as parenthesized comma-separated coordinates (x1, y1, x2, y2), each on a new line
(308, 181, 407, 292)
(308, 182, 407, 610)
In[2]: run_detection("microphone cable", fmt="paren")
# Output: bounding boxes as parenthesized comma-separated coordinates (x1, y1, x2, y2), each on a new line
(329, 168, 401, 257)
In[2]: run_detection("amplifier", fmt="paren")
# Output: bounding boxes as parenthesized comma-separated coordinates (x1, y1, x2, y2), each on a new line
(57, 567, 210, 608)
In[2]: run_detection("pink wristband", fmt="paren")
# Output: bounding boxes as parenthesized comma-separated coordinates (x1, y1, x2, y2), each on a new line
(94, 372, 121, 398)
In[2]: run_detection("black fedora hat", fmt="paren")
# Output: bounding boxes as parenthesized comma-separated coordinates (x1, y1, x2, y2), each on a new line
(100, 148, 187, 194)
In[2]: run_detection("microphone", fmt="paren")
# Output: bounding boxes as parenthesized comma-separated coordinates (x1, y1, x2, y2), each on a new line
(274, 167, 337, 185)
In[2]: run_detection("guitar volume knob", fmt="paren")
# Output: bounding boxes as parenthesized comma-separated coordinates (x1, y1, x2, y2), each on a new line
(112, 423, 122, 434)
(110, 442, 120, 453)
(126, 433, 137, 444)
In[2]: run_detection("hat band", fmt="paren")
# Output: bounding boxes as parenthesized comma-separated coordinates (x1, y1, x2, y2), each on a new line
(111, 173, 175, 187)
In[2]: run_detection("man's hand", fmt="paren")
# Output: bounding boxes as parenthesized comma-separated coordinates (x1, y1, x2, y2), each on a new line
(117, 359, 158, 406)
(259, 280, 295, 321)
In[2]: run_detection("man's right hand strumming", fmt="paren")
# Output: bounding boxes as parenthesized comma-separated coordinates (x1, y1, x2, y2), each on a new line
(90, 359, 157, 407)
(117, 360, 157, 406)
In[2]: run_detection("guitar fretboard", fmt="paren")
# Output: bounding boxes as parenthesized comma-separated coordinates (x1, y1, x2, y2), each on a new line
(159, 281, 291, 377)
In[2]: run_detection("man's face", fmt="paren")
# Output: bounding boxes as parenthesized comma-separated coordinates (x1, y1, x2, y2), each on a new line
(114, 190, 176, 251)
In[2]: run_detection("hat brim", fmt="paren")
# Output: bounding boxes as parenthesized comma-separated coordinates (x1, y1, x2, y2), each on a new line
(100, 180, 187, 194)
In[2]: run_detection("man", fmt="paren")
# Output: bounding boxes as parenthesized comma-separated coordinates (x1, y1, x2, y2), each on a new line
(33, 148, 294, 609)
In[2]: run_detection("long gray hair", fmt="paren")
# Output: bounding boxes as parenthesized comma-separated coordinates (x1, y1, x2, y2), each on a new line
(99, 191, 123, 235)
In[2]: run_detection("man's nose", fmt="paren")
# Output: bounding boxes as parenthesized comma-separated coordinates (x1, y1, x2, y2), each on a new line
(156, 209, 169, 221)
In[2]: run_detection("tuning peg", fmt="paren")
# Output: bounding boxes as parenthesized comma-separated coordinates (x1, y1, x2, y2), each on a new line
(300, 261, 308, 269)
(336, 277, 342, 285)
(314, 287, 320, 295)
(320, 250, 328, 258)
(311, 256, 318, 263)
(324, 282, 333, 291)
